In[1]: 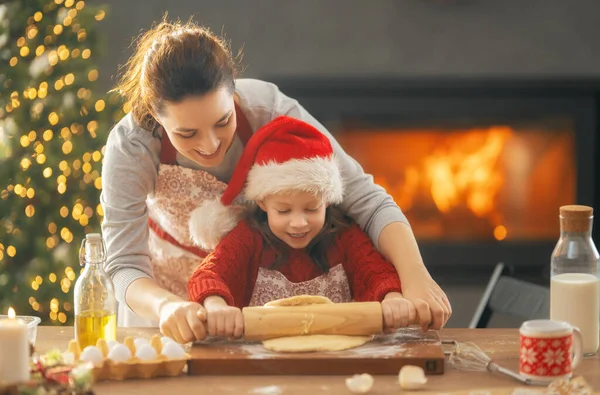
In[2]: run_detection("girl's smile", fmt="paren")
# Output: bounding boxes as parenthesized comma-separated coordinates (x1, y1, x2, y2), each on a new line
(288, 232, 308, 238)
(257, 191, 327, 249)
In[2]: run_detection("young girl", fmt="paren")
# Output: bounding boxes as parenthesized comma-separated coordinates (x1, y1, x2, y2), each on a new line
(187, 116, 417, 338)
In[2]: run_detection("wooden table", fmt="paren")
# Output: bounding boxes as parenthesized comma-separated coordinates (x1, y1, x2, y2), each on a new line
(36, 326, 600, 394)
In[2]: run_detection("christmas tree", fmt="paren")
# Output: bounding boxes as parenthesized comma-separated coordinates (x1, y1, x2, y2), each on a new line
(0, 0, 125, 324)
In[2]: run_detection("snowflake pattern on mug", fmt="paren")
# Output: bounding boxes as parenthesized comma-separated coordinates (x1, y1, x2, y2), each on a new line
(520, 334, 572, 378)
(543, 347, 566, 366)
(520, 347, 537, 365)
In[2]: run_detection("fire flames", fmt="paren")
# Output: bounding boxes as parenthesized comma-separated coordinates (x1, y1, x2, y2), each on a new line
(336, 124, 575, 241)
(395, 126, 511, 240)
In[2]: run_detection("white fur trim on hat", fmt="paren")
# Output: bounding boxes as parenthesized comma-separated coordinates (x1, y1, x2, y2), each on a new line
(188, 199, 245, 250)
(245, 155, 344, 203)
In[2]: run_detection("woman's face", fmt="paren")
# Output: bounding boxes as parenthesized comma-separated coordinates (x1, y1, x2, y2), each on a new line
(257, 191, 327, 250)
(156, 86, 237, 167)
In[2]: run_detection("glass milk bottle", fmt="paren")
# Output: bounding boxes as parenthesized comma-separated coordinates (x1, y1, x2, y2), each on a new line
(74, 233, 117, 350)
(550, 205, 600, 356)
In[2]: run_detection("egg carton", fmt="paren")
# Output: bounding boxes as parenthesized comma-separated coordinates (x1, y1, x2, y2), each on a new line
(67, 335, 190, 381)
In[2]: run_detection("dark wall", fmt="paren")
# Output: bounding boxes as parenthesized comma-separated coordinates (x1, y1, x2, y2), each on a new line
(97, 0, 600, 91)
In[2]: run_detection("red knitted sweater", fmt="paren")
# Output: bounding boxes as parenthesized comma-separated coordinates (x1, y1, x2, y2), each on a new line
(187, 220, 402, 308)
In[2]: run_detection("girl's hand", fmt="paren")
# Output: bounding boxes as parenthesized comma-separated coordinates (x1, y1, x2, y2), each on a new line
(158, 300, 207, 344)
(203, 296, 244, 338)
(381, 293, 417, 330)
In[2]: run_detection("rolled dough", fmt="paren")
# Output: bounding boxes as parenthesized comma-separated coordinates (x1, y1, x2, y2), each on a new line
(261, 295, 373, 353)
(263, 334, 373, 353)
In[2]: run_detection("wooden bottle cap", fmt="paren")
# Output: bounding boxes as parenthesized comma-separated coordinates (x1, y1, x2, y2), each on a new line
(559, 205, 593, 233)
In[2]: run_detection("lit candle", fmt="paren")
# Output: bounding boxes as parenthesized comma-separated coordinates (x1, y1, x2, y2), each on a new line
(0, 307, 30, 385)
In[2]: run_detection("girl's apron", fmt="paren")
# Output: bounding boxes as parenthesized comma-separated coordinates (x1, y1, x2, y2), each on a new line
(248, 264, 353, 306)
(117, 103, 253, 327)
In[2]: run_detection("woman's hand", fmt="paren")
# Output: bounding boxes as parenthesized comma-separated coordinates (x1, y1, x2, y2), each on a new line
(126, 278, 208, 343)
(400, 274, 452, 331)
(378, 222, 452, 331)
(381, 292, 417, 330)
(158, 300, 207, 344)
(203, 296, 244, 338)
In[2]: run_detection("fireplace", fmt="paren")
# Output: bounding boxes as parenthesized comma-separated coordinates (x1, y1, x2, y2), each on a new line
(272, 78, 600, 277)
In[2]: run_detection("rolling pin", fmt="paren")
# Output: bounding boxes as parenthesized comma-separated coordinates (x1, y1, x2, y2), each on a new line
(242, 301, 384, 341)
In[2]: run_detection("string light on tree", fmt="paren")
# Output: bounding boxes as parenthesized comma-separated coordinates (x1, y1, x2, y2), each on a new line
(0, 0, 124, 323)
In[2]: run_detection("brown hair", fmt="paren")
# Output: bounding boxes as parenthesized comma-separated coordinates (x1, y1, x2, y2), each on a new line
(246, 204, 352, 272)
(113, 16, 240, 132)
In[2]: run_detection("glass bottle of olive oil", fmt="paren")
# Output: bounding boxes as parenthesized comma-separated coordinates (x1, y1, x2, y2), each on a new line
(74, 233, 117, 350)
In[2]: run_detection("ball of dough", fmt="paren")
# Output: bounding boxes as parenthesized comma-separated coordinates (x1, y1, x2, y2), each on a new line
(345, 373, 374, 394)
(398, 365, 428, 390)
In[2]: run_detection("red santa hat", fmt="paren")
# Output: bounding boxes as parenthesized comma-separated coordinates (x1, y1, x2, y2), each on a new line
(188, 116, 344, 250)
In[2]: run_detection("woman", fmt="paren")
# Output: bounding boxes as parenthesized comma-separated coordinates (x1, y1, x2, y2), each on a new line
(101, 18, 451, 343)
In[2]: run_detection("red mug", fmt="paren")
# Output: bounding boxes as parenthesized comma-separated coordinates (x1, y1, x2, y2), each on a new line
(519, 320, 583, 382)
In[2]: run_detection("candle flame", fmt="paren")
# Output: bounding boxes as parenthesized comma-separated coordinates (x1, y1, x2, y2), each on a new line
(8, 307, 15, 319)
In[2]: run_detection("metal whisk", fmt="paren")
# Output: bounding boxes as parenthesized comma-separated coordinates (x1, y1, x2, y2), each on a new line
(442, 340, 548, 386)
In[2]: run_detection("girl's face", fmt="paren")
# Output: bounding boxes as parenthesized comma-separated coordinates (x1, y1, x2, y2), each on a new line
(257, 191, 327, 250)
(156, 86, 237, 167)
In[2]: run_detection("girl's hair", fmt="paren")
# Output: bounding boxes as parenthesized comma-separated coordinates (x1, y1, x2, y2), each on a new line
(246, 203, 352, 272)
(113, 16, 241, 133)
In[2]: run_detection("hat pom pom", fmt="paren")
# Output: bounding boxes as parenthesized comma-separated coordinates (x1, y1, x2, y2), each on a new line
(189, 199, 244, 251)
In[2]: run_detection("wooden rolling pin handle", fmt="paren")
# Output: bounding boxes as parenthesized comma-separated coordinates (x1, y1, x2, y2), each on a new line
(242, 302, 383, 341)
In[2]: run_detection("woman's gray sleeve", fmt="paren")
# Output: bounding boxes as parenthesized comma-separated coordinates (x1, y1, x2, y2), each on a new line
(100, 121, 159, 306)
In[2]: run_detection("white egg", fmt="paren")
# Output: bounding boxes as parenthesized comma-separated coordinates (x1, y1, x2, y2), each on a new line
(134, 338, 151, 349)
(107, 344, 132, 363)
(160, 336, 175, 346)
(80, 346, 104, 367)
(135, 344, 158, 361)
(345, 373, 374, 394)
(161, 341, 186, 359)
(107, 340, 120, 351)
(398, 365, 428, 390)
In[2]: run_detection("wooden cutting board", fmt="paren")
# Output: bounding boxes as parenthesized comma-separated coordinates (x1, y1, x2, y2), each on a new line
(188, 327, 445, 375)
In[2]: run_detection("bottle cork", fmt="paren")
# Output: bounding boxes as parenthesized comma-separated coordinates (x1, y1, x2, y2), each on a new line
(559, 205, 594, 233)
